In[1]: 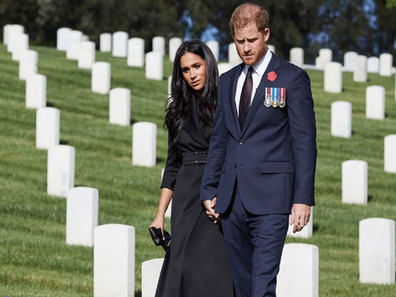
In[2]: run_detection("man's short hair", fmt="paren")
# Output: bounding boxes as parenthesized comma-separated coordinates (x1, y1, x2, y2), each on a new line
(229, 3, 269, 37)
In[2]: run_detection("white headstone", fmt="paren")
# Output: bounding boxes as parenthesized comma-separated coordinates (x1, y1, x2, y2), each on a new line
(207, 40, 219, 61)
(379, 53, 393, 77)
(142, 259, 164, 297)
(7, 24, 24, 53)
(12, 33, 29, 61)
(367, 56, 379, 73)
(331, 101, 352, 138)
(127, 38, 145, 67)
(66, 30, 83, 60)
(112, 31, 128, 58)
(228, 43, 242, 67)
(165, 200, 172, 218)
(342, 160, 368, 205)
(343, 51, 358, 71)
(3, 24, 12, 44)
(100, 33, 112, 52)
(359, 218, 395, 284)
(353, 55, 367, 83)
(66, 187, 99, 247)
(132, 122, 157, 167)
(82, 35, 89, 42)
(94, 224, 135, 297)
(36, 107, 60, 150)
(366, 85, 385, 120)
(319, 48, 332, 65)
(26, 74, 46, 109)
(287, 207, 313, 239)
(109, 88, 131, 126)
(47, 145, 75, 197)
(315, 56, 323, 70)
(145, 52, 163, 81)
(19, 50, 38, 80)
(290, 47, 304, 67)
(78, 41, 96, 69)
(168, 76, 172, 99)
(277, 244, 319, 297)
(152, 36, 165, 56)
(268, 44, 275, 54)
(169, 37, 182, 62)
(92, 62, 111, 94)
(218, 63, 232, 75)
(384, 135, 396, 174)
(324, 62, 342, 93)
(57, 27, 71, 51)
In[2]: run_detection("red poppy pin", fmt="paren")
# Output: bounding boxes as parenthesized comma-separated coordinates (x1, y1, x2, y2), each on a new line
(267, 71, 277, 82)
(208, 103, 214, 113)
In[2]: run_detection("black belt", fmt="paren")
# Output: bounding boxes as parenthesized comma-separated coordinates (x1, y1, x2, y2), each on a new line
(182, 151, 208, 165)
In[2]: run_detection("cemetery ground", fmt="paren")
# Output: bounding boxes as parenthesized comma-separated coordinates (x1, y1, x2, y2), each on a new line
(0, 43, 396, 297)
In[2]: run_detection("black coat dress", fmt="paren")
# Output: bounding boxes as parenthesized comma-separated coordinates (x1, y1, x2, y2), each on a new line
(155, 97, 234, 297)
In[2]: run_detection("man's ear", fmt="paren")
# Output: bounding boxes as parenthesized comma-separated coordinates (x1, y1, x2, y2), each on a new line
(263, 28, 270, 42)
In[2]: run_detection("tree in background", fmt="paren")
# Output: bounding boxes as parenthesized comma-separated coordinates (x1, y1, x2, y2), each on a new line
(0, 0, 395, 64)
(372, 0, 396, 56)
(185, 0, 322, 62)
(0, 0, 187, 51)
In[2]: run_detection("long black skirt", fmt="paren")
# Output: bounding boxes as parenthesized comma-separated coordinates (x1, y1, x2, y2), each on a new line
(155, 164, 234, 297)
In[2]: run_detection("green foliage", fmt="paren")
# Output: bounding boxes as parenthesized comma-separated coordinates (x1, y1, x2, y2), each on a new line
(1, 0, 395, 64)
(386, 0, 396, 8)
(0, 0, 186, 49)
(1, 43, 396, 296)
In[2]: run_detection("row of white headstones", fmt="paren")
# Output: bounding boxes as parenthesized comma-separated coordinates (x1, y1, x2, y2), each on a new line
(318, 47, 396, 294)
(3, 23, 396, 296)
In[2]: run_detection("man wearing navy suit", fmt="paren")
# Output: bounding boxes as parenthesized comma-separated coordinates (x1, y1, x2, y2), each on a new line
(200, 3, 317, 297)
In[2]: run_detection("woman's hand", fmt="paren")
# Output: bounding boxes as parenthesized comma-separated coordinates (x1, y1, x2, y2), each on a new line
(149, 215, 165, 238)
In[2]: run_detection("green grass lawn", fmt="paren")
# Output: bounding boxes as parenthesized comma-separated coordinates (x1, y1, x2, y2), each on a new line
(0, 43, 395, 296)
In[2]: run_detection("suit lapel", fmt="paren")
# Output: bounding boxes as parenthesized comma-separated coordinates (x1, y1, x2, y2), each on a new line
(240, 54, 280, 135)
(224, 64, 244, 137)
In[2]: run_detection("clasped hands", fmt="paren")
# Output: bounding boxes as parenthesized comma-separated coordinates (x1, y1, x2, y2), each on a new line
(203, 198, 220, 224)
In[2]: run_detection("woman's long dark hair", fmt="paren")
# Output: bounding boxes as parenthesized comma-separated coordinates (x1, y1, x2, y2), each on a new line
(165, 39, 219, 153)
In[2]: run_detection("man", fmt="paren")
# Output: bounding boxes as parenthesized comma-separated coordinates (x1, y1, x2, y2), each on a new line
(200, 3, 317, 297)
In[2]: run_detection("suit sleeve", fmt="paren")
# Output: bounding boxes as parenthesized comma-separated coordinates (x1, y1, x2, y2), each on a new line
(200, 78, 229, 201)
(287, 68, 317, 205)
(160, 135, 182, 191)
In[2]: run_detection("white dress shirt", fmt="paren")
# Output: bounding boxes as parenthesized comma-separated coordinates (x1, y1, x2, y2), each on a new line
(235, 50, 272, 115)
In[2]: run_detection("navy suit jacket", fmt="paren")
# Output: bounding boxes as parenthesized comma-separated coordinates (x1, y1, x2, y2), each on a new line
(200, 54, 317, 215)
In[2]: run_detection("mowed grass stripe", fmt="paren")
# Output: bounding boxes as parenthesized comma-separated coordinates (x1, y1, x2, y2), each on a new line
(0, 43, 396, 296)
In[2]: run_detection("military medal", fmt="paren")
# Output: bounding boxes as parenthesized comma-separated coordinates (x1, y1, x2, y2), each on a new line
(264, 87, 272, 108)
(272, 87, 279, 108)
(279, 88, 286, 108)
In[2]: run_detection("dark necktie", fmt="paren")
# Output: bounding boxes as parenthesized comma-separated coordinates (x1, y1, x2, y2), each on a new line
(239, 66, 254, 129)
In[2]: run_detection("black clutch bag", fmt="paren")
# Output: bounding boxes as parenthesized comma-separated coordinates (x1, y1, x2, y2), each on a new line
(148, 227, 171, 252)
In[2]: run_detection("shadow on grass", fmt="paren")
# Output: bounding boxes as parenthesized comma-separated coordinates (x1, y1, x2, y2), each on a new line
(60, 139, 69, 145)
(156, 157, 165, 163)
(313, 223, 320, 234)
(368, 195, 373, 202)
(47, 101, 57, 108)
(135, 291, 142, 297)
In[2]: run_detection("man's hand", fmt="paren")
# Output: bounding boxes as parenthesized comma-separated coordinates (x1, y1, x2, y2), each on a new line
(290, 203, 311, 233)
(203, 197, 220, 224)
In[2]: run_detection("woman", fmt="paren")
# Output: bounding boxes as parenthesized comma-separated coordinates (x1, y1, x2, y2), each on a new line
(150, 39, 234, 297)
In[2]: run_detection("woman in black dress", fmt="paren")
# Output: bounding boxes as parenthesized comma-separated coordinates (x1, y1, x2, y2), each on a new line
(150, 39, 234, 297)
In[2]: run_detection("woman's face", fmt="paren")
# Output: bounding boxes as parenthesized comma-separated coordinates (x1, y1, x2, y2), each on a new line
(180, 52, 207, 97)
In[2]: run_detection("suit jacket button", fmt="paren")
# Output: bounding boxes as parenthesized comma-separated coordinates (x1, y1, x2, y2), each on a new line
(233, 163, 237, 168)
(239, 140, 243, 145)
